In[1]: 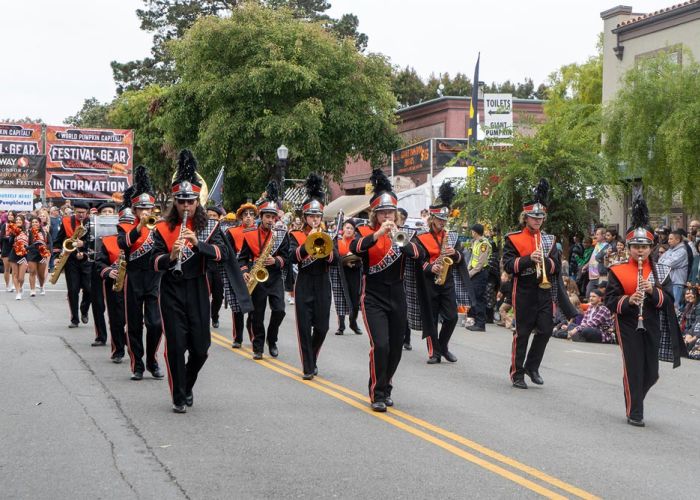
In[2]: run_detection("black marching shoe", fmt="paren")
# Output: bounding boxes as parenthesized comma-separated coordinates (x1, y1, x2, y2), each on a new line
(442, 351, 458, 363)
(467, 325, 486, 332)
(627, 417, 645, 427)
(185, 391, 194, 407)
(302, 373, 314, 380)
(172, 404, 187, 414)
(403, 342, 412, 351)
(335, 329, 344, 335)
(268, 343, 279, 358)
(232, 341, 242, 349)
(91, 340, 106, 347)
(384, 397, 394, 407)
(111, 355, 124, 364)
(212, 320, 219, 329)
(313, 367, 318, 376)
(512, 378, 528, 389)
(427, 355, 441, 364)
(81, 314, 89, 324)
(148, 365, 165, 379)
(525, 369, 544, 385)
(68, 322, 79, 329)
(131, 371, 144, 381)
(252, 352, 263, 360)
(349, 322, 363, 335)
(371, 401, 387, 412)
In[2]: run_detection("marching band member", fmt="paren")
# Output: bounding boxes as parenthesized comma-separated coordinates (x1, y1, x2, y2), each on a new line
(206, 205, 226, 328)
(289, 173, 336, 379)
(350, 169, 421, 412)
(117, 166, 164, 381)
(605, 194, 686, 427)
(332, 218, 363, 336)
(27, 216, 51, 297)
(151, 150, 233, 413)
(95, 207, 133, 363)
(9, 214, 28, 300)
(396, 208, 411, 350)
(238, 181, 290, 360)
(54, 201, 92, 327)
(89, 203, 116, 347)
(503, 179, 561, 389)
(225, 201, 258, 348)
(413, 182, 468, 364)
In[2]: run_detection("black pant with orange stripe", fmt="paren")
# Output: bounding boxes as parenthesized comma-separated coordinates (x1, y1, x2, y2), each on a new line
(125, 269, 162, 374)
(250, 279, 286, 355)
(295, 272, 332, 376)
(91, 265, 108, 343)
(104, 277, 126, 358)
(362, 278, 406, 403)
(510, 284, 552, 381)
(423, 281, 458, 358)
(617, 326, 660, 421)
(232, 312, 252, 344)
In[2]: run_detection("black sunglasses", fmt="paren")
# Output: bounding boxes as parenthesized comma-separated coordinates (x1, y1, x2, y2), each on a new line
(176, 199, 197, 205)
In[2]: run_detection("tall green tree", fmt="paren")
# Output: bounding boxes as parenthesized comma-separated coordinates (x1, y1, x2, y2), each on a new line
(161, 4, 399, 208)
(603, 52, 700, 213)
(111, 0, 368, 94)
(63, 98, 112, 127)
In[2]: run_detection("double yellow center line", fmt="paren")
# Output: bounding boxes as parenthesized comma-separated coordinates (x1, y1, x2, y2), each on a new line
(210, 331, 599, 499)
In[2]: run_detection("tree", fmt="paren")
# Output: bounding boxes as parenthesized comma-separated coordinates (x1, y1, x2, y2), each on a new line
(603, 52, 700, 214)
(108, 86, 174, 204)
(392, 66, 428, 107)
(160, 4, 400, 208)
(111, 0, 368, 94)
(63, 98, 112, 127)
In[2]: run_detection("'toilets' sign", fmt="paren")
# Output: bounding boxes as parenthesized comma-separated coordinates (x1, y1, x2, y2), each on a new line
(483, 93, 513, 139)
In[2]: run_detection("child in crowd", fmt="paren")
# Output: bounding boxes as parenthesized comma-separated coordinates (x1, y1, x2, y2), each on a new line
(496, 271, 513, 330)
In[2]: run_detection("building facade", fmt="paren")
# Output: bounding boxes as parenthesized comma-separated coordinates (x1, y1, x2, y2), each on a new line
(601, 2, 700, 230)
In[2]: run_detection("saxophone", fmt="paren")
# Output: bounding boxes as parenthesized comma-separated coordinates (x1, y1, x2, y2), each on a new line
(434, 230, 454, 286)
(247, 229, 276, 295)
(50, 223, 87, 284)
(112, 250, 127, 292)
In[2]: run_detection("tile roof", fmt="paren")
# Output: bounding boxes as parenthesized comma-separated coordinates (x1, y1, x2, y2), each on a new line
(617, 0, 699, 27)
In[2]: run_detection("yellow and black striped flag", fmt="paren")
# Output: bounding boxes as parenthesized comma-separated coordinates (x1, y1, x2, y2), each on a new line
(467, 52, 480, 147)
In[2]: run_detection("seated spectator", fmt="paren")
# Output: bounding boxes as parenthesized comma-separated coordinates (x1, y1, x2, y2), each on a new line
(556, 289, 616, 343)
(690, 240, 700, 284)
(496, 272, 513, 329)
(679, 286, 699, 350)
(688, 323, 700, 359)
(552, 294, 583, 338)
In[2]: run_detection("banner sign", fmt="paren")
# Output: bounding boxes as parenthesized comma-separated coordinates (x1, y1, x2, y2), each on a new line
(0, 188, 34, 211)
(45, 126, 133, 200)
(392, 140, 431, 175)
(0, 123, 43, 155)
(0, 154, 46, 189)
(435, 139, 469, 167)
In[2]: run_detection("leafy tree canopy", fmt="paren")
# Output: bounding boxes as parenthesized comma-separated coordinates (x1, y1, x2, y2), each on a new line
(160, 4, 399, 208)
(63, 97, 112, 128)
(603, 51, 700, 214)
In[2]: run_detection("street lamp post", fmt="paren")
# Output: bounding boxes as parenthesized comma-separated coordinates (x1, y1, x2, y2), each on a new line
(276, 144, 289, 186)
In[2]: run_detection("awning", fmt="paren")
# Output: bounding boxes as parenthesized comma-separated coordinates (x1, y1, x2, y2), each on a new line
(323, 194, 372, 220)
(283, 185, 306, 207)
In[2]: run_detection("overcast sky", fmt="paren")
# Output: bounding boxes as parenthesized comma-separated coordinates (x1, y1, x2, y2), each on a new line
(2, 0, 670, 125)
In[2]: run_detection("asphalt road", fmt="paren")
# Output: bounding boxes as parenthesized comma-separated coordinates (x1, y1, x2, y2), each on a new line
(1, 282, 699, 499)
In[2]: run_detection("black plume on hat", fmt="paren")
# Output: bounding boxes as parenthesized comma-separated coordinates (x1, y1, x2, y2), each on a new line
(631, 193, 650, 229)
(436, 181, 455, 207)
(533, 178, 550, 206)
(175, 149, 198, 184)
(265, 180, 279, 203)
(370, 168, 393, 195)
(120, 185, 135, 210)
(133, 165, 153, 195)
(304, 172, 325, 203)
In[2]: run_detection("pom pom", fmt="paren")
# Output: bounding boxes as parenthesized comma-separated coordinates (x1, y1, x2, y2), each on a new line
(533, 178, 550, 205)
(369, 168, 393, 195)
(304, 172, 325, 203)
(438, 181, 455, 207)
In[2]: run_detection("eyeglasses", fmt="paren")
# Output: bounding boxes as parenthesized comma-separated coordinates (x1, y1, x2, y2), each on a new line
(242, 210, 255, 217)
(176, 199, 197, 205)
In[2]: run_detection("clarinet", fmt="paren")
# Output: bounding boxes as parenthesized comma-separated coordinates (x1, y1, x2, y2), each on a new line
(172, 209, 189, 278)
(636, 256, 646, 333)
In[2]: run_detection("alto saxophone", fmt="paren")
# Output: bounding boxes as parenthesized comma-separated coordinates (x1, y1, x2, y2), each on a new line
(50, 222, 87, 284)
(434, 231, 454, 286)
(112, 250, 127, 292)
(247, 228, 276, 295)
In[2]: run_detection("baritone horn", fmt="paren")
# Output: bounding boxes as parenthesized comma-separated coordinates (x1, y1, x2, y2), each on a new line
(535, 233, 552, 290)
(304, 227, 333, 259)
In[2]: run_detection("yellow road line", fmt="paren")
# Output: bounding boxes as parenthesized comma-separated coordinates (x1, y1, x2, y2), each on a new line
(210, 332, 599, 499)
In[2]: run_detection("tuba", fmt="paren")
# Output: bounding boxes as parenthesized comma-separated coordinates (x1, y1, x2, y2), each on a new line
(50, 222, 87, 284)
(535, 232, 552, 290)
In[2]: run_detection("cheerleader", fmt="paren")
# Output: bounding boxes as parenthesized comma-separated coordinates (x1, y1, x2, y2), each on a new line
(1, 210, 16, 292)
(27, 217, 51, 296)
(9, 214, 29, 300)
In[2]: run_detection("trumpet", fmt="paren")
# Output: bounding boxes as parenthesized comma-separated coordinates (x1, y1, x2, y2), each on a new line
(172, 210, 189, 278)
(142, 215, 158, 230)
(304, 226, 333, 259)
(535, 232, 552, 290)
(391, 226, 409, 247)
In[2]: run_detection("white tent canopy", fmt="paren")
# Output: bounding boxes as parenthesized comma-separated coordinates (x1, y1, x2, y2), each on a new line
(396, 167, 468, 218)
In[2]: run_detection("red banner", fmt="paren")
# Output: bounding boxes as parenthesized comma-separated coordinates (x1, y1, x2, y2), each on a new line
(45, 126, 133, 200)
(0, 123, 43, 155)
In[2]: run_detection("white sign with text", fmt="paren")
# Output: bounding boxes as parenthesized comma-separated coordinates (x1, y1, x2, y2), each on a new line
(483, 93, 513, 139)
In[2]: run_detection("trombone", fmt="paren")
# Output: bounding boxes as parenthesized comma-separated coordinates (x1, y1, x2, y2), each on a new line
(535, 233, 552, 290)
